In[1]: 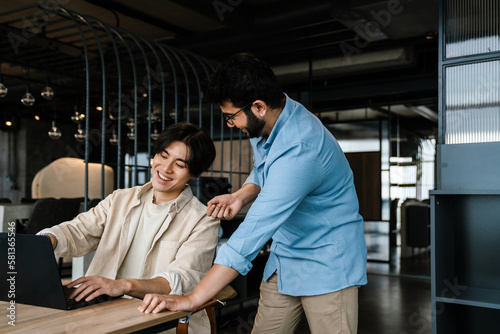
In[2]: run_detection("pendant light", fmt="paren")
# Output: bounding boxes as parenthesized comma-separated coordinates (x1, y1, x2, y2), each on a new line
(48, 106, 62, 140)
(109, 129, 118, 145)
(41, 85, 54, 100)
(151, 128, 160, 141)
(21, 68, 35, 107)
(0, 66, 7, 98)
(71, 105, 82, 123)
(127, 127, 135, 140)
(41, 70, 54, 100)
(48, 121, 62, 140)
(74, 123, 85, 142)
(0, 82, 7, 98)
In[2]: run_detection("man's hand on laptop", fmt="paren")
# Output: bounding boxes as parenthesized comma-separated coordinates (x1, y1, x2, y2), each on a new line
(66, 276, 128, 302)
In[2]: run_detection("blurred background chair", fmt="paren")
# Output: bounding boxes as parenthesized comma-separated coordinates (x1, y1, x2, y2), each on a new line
(22, 197, 83, 235)
(31, 157, 114, 199)
(401, 199, 430, 258)
(20, 197, 39, 204)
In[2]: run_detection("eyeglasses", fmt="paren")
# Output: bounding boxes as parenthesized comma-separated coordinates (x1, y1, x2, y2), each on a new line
(222, 101, 253, 125)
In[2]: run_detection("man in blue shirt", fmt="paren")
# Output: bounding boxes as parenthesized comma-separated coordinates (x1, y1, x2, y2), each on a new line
(140, 53, 367, 334)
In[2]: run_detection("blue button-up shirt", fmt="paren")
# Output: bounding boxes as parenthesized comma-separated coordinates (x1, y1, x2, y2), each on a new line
(214, 95, 367, 296)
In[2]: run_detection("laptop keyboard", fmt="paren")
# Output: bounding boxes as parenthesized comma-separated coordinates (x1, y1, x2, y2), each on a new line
(63, 286, 118, 310)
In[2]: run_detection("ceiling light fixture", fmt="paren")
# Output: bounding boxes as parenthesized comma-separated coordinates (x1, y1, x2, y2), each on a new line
(48, 120, 62, 140)
(151, 128, 160, 140)
(71, 106, 82, 123)
(41, 70, 54, 100)
(109, 129, 118, 145)
(0, 70, 7, 98)
(127, 128, 135, 140)
(21, 68, 35, 107)
(41, 85, 54, 100)
(74, 124, 86, 142)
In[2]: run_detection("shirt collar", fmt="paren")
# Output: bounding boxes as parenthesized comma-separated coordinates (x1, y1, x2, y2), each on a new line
(259, 94, 292, 150)
(136, 181, 194, 214)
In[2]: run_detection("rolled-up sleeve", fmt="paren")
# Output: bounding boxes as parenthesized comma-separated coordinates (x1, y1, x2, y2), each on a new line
(214, 243, 253, 275)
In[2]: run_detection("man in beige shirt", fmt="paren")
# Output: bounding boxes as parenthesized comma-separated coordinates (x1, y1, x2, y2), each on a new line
(39, 122, 220, 332)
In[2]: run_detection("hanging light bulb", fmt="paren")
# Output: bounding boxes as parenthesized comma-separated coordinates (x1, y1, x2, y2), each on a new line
(127, 128, 135, 140)
(41, 85, 54, 100)
(21, 68, 35, 106)
(41, 70, 54, 100)
(109, 129, 118, 145)
(0, 82, 7, 98)
(151, 128, 160, 141)
(71, 106, 81, 123)
(0, 73, 7, 98)
(21, 89, 35, 107)
(48, 121, 62, 140)
(126, 118, 135, 128)
(149, 113, 159, 123)
(74, 124, 85, 142)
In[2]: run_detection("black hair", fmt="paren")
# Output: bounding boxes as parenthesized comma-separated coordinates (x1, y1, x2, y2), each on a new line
(153, 122, 216, 177)
(205, 53, 283, 109)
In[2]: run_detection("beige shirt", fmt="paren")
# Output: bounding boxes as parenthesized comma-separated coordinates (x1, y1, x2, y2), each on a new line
(40, 182, 220, 297)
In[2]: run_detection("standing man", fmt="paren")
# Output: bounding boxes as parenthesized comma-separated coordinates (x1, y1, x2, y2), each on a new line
(140, 54, 367, 334)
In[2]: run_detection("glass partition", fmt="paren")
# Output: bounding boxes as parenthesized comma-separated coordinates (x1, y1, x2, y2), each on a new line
(445, 0, 500, 58)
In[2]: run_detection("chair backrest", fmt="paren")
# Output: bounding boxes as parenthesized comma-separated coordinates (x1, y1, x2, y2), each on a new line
(20, 197, 38, 204)
(87, 198, 101, 210)
(405, 204, 431, 248)
(32, 157, 114, 199)
(23, 197, 84, 234)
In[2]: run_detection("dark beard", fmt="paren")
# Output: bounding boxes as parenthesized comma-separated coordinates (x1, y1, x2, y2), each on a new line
(245, 110, 266, 138)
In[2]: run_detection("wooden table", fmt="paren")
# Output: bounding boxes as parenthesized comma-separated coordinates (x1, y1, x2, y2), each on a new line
(0, 298, 188, 334)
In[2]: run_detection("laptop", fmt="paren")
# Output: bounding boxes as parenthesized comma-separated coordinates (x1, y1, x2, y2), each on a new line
(0, 232, 119, 310)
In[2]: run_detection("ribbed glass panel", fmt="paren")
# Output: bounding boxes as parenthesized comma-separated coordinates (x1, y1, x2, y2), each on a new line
(445, 0, 500, 58)
(445, 60, 500, 144)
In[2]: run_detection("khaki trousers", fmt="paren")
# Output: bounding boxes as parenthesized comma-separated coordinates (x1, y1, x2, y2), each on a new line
(251, 273, 359, 334)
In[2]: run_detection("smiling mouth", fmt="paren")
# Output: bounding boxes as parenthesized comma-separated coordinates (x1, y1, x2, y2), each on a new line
(158, 172, 172, 181)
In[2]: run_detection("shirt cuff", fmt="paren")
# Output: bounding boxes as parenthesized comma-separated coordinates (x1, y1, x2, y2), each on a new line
(152, 271, 183, 296)
(214, 243, 253, 276)
(37, 228, 66, 260)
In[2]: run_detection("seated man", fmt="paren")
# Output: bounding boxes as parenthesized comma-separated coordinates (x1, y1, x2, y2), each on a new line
(38, 122, 220, 333)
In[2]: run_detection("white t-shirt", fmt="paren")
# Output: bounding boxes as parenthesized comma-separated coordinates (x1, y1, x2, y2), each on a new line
(117, 189, 173, 279)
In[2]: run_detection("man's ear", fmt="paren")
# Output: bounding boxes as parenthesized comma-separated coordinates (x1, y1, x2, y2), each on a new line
(253, 100, 268, 118)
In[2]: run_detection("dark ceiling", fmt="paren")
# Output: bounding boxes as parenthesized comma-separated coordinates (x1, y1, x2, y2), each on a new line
(0, 0, 439, 138)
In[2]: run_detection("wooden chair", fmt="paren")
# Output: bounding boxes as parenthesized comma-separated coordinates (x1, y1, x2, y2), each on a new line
(176, 298, 225, 334)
